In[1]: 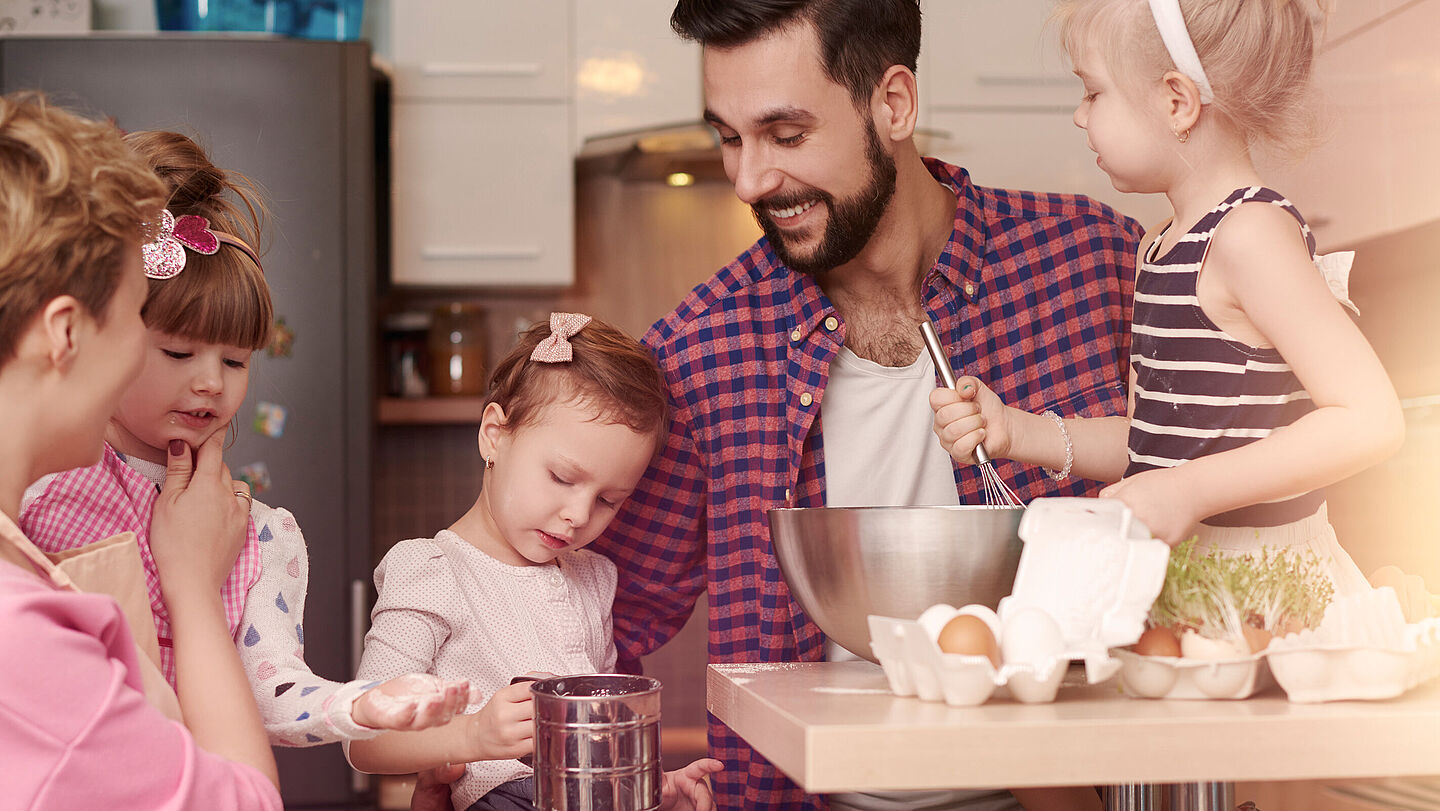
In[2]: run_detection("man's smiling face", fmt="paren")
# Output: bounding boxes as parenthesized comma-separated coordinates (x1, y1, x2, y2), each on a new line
(703, 21, 897, 275)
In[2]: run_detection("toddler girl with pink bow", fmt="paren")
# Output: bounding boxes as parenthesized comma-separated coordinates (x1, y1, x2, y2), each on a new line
(21, 131, 475, 747)
(348, 313, 722, 811)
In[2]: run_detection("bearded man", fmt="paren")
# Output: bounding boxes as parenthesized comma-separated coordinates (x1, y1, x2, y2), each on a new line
(591, 1, 1141, 808)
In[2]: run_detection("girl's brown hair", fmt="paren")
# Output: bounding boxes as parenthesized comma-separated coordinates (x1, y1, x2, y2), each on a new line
(125, 131, 273, 351)
(1054, 0, 1328, 156)
(483, 316, 669, 444)
(0, 92, 166, 366)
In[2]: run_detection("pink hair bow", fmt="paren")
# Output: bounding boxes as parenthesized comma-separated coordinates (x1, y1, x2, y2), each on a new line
(142, 209, 221, 279)
(530, 312, 593, 363)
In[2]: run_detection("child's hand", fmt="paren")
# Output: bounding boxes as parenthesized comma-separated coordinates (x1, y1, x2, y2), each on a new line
(353, 674, 480, 732)
(1100, 470, 1201, 546)
(929, 376, 1012, 463)
(657, 757, 722, 811)
(462, 678, 542, 761)
(150, 432, 251, 596)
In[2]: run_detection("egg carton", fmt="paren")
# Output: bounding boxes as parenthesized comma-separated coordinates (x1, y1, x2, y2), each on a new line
(1264, 591, 1440, 703)
(1111, 647, 1273, 700)
(868, 498, 1171, 706)
(1112, 589, 1440, 702)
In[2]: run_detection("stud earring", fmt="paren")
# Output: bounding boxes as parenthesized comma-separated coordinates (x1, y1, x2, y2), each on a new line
(1175, 127, 1191, 144)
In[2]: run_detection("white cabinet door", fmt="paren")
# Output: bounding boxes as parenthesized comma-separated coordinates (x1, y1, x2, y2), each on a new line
(919, 0, 1077, 114)
(927, 110, 1172, 230)
(388, 0, 570, 101)
(573, 0, 701, 152)
(391, 101, 574, 286)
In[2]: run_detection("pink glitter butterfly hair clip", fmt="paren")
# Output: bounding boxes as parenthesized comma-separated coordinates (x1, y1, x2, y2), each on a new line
(142, 208, 263, 280)
(530, 312, 593, 363)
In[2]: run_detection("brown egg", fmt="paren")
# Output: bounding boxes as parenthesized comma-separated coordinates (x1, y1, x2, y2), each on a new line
(1132, 626, 1182, 657)
(936, 614, 1001, 666)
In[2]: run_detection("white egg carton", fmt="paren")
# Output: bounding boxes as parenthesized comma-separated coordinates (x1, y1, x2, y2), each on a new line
(1112, 587, 1440, 702)
(1265, 588, 1440, 703)
(868, 498, 1171, 706)
(1111, 647, 1272, 700)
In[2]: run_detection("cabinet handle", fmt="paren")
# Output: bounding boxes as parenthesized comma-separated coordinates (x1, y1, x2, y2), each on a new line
(975, 74, 1073, 88)
(421, 62, 542, 78)
(422, 247, 542, 261)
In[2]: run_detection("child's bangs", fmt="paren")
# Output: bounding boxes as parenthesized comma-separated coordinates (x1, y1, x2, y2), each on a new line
(141, 251, 273, 351)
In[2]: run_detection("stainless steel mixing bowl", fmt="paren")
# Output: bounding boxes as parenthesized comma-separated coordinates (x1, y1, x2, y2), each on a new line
(768, 505, 1025, 662)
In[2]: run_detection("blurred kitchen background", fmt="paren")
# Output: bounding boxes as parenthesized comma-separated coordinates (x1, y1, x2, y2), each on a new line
(3, 0, 1438, 808)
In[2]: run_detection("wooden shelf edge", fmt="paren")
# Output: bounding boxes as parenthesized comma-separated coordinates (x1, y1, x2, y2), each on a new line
(378, 397, 486, 425)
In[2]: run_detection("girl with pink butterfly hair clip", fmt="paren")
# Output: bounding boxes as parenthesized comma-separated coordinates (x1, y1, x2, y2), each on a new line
(350, 313, 722, 811)
(22, 130, 479, 752)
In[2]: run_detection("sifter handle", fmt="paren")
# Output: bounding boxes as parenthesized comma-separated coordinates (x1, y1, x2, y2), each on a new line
(918, 321, 994, 465)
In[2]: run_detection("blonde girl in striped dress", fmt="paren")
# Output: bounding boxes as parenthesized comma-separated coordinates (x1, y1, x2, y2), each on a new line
(928, 0, 1403, 594)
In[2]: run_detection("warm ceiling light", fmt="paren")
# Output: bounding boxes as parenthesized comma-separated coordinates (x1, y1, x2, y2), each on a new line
(665, 172, 696, 187)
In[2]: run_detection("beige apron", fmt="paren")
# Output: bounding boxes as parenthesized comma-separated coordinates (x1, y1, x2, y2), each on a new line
(0, 513, 183, 721)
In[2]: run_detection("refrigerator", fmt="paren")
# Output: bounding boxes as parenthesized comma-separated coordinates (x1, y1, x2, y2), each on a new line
(0, 37, 377, 808)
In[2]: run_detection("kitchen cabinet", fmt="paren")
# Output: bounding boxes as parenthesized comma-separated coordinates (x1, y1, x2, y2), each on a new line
(926, 109, 1172, 230)
(574, 0, 702, 153)
(914, 0, 1178, 231)
(918, 0, 1075, 117)
(1261, 0, 1440, 249)
(709, 661, 1440, 796)
(390, 99, 573, 287)
(377, 0, 576, 287)
(383, 0, 569, 101)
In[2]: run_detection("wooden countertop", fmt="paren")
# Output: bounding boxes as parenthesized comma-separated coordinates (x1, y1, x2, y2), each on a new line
(707, 661, 1440, 793)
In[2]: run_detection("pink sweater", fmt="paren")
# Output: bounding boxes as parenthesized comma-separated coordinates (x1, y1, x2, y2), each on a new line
(0, 561, 281, 810)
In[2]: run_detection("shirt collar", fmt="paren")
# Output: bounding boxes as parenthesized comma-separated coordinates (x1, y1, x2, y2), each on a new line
(923, 158, 988, 306)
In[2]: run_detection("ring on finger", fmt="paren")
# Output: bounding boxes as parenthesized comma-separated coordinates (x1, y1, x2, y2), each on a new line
(232, 489, 253, 505)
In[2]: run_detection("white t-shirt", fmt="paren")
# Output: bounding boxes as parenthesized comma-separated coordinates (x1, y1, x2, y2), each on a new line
(821, 347, 961, 509)
(821, 346, 1019, 811)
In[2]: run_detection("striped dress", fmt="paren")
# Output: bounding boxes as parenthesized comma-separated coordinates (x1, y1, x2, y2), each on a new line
(1125, 187, 1369, 592)
(1127, 186, 1324, 524)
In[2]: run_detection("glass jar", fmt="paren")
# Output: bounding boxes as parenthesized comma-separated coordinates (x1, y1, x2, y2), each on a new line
(382, 310, 431, 398)
(427, 303, 488, 397)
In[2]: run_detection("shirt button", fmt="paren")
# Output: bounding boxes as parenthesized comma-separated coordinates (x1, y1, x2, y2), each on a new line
(964, 282, 976, 297)
(799, 391, 813, 407)
(824, 316, 839, 331)
(790, 328, 803, 342)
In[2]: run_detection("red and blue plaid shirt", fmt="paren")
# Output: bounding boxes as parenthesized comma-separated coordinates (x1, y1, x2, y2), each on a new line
(593, 160, 1141, 809)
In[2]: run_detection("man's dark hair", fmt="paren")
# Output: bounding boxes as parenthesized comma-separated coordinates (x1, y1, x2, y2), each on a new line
(671, 0, 921, 107)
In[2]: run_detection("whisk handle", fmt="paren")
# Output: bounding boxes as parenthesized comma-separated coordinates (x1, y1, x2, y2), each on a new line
(918, 320, 994, 466)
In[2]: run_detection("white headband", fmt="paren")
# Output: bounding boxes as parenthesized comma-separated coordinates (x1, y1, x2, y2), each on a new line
(1147, 0, 1215, 104)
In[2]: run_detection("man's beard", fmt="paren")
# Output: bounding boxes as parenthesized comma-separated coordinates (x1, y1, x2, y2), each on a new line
(752, 119, 898, 276)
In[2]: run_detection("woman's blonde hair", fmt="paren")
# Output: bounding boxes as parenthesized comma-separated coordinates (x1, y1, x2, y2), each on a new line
(125, 131, 274, 351)
(1054, 0, 1329, 156)
(0, 92, 167, 367)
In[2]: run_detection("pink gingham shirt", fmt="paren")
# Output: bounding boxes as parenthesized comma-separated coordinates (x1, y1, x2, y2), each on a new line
(21, 443, 261, 686)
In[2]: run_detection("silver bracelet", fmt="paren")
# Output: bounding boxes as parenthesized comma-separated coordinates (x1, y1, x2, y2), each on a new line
(1042, 410, 1073, 482)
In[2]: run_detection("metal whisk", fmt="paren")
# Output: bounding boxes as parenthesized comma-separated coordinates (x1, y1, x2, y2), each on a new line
(919, 320, 1024, 507)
